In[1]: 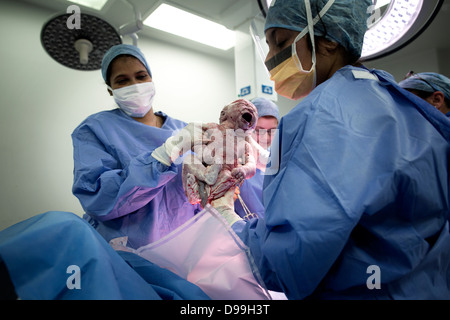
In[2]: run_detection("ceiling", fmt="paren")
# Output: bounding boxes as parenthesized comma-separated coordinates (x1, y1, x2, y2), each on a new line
(17, 0, 263, 60)
(15, 0, 450, 62)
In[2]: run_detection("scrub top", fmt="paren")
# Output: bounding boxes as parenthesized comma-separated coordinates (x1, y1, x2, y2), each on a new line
(72, 109, 201, 249)
(234, 66, 450, 300)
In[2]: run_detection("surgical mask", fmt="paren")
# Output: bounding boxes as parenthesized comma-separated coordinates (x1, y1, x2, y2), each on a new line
(265, 0, 335, 100)
(267, 44, 316, 100)
(109, 82, 155, 118)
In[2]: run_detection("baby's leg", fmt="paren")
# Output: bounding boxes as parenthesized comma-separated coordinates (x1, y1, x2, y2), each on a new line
(185, 157, 222, 185)
(184, 173, 201, 205)
(203, 164, 222, 185)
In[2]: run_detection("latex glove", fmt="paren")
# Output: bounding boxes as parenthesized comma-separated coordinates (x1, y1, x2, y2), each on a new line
(152, 122, 204, 166)
(233, 186, 240, 202)
(211, 187, 242, 226)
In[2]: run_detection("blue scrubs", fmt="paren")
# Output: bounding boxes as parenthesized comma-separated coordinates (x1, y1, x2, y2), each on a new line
(234, 66, 450, 299)
(235, 169, 265, 219)
(72, 109, 201, 249)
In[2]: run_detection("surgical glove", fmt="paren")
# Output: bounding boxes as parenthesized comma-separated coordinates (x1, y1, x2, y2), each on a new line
(152, 122, 204, 166)
(211, 188, 242, 226)
(233, 186, 240, 202)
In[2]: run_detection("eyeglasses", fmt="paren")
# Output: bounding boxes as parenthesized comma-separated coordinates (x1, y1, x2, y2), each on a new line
(404, 71, 439, 92)
(254, 128, 277, 137)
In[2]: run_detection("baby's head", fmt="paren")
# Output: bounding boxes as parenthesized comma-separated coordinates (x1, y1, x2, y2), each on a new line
(219, 99, 258, 134)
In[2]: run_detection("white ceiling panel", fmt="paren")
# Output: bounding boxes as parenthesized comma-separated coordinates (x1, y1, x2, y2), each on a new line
(12, 0, 450, 62)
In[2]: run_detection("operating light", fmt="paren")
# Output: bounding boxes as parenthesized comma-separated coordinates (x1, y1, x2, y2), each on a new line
(362, 0, 423, 59)
(67, 0, 108, 11)
(144, 4, 235, 51)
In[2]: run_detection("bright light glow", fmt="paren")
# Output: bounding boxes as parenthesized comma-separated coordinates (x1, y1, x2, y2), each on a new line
(362, 0, 423, 59)
(67, 0, 108, 11)
(374, 0, 391, 10)
(144, 4, 235, 50)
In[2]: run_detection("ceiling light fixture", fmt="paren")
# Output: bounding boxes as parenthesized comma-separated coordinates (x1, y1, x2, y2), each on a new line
(361, 0, 444, 61)
(144, 3, 235, 51)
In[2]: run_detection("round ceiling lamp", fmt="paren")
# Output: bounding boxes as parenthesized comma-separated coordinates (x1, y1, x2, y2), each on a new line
(361, 0, 444, 61)
(41, 13, 122, 71)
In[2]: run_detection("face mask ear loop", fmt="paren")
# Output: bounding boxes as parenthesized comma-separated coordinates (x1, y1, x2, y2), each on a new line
(292, 28, 308, 71)
(305, 0, 316, 70)
(292, 0, 335, 87)
(310, 0, 334, 88)
(292, 0, 316, 73)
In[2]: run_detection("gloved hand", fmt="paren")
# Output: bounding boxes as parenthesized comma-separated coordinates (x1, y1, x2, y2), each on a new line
(152, 122, 205, 166)
(211, 187, 242, 226)
(233, 186, 240, 202)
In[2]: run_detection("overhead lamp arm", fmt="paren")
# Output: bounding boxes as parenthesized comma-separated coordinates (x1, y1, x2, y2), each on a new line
(119, 0, 144, 46)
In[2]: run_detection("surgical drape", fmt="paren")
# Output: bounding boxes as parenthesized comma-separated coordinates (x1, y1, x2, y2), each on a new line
(0, 211, 209, 300)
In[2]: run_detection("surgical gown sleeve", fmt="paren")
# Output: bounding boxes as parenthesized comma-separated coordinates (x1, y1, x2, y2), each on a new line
(234, 67, 450, 299)
(72, 112, 179, 221)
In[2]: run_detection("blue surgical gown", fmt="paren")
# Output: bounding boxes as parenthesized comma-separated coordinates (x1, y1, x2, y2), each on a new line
(72, 109, 201, 249)
(234, 66, 450, 299)
(235, 168, 265, 219)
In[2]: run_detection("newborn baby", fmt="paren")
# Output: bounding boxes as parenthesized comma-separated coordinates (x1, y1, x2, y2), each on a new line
(182, 99, 258, 208)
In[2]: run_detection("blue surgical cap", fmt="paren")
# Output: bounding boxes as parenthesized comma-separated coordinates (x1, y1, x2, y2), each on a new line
(101, 44, 152, 83)
(264, 0, 372, 59)
(251, 97, 280, 121)
(399, 72, 450, 101)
